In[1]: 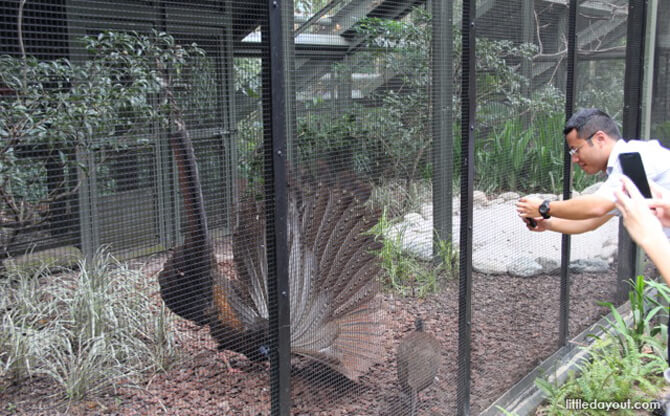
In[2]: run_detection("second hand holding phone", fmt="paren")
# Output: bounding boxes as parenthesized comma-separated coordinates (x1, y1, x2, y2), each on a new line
(618, 152, 652, 198)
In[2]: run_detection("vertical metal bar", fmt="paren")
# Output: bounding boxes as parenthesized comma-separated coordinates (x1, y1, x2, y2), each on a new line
(339, 55, 353, 112)
(263, 0, 292, 414)
(559, 0, 578, 348)
(520, 0, 533, 128)
(282, 0, 297, 166)
(618, 0, 647, 304)
(432, 0, 454, 261)
(458, 0, 475, 414)
(155, 1, 178, 248)
(219, 0, 238, 234)
(65, 5, 98, 259)
(75, 148, 96, 260)
(641, 0, 658, 139)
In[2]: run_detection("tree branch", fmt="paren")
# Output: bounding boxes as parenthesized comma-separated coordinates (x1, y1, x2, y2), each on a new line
(18, 0, 27, 87)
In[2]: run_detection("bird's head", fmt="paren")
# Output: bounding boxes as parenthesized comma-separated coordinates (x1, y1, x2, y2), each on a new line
(241, 324, 270, 362)
(414, 317, 424, 331)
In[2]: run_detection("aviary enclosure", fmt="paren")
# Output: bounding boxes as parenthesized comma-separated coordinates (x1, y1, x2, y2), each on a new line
(1, 0, 669, 414)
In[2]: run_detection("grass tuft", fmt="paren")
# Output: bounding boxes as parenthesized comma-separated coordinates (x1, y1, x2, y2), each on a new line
(0, 248, 178, 400)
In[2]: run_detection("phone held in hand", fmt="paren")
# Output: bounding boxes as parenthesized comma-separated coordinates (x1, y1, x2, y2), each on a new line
(618, 152, 652, 198)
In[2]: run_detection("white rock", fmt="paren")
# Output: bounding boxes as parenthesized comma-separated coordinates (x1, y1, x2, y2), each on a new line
(485, 197, 505, 206)
(508, 257, 544, 277)
(596, 245, 617, 262)
(403, 212, 425, 228)
(420, 203, 433, 219)
(603, 235, 618, 247)
(498, 191, 520, 201)
(473, 256, 507, 274)
(569, 258, 609, 273)
(473, 190, 487, 205)
(402, 231, 433, 261)
(540, 194, 559, 201)
(536, 257, 560, 274)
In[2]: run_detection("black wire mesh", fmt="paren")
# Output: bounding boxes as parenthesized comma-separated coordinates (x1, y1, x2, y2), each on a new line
(288, 2, 456, 414)
(470, 2, 567, 413)
(0, 0, 656, 415)
(565, 0, 626, 339)
(651, 1, 670, 149)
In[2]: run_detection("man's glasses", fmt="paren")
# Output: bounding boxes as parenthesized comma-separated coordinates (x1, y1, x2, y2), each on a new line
(568, 131, 597, 157)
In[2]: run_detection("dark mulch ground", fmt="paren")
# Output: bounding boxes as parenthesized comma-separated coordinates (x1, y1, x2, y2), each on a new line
(0, 261, 618, 416)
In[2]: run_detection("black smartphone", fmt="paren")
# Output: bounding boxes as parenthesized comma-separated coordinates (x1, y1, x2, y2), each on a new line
(525, 217, 537, 228)
(618, 152, 652, 198)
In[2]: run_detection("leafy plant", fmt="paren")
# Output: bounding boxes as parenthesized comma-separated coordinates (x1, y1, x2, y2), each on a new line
(0, 249, 178, 399)
(0, 30, 205, 257)
(368, 178, 432, 218)
(369, 209, 457, 297)
(435, 231, 459, 280)
(471, 113, 600, 194)
(595, 275, 669, 356)
(535, 276, 669, 415)
(536, 335, 666, 415)
(352, 7, 566, 183)
(475, 117, 533, 192)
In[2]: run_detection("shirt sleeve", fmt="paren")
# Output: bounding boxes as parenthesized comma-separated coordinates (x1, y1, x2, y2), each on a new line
(594, 171, 624, 215)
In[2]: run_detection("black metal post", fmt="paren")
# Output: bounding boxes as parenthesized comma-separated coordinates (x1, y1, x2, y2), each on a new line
(559, 0, 578, 348)
(618, 0, 647, 304)
(457, 0, 475, 414)
(520, 0, 533, 128)
(432, 0, 454, 260)
(263, 0, 292, 414)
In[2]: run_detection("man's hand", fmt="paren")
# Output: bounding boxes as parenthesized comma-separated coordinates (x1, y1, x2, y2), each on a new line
(516, 196, 543, 218)
(614, 177, 665, 248)
(523, 217, 549, 232)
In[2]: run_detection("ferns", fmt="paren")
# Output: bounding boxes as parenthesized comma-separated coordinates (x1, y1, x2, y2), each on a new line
(533, 276, 669, 415)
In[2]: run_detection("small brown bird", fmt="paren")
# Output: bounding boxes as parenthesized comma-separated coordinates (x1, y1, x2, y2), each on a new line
(396, 318, 441, 416)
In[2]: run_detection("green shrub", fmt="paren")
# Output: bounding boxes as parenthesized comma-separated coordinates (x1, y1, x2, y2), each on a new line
(595, 276, 669, 356)
(474, 113, 599, 195)
(536, 335, 666, 415)
(533, 276, 669, 415)
(370, 210, 458, 297)
(0, 249, 178, 399)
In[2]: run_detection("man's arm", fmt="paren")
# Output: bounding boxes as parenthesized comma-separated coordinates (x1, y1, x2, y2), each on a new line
(533, 214, 614, 234)
(517, 194, 615, 220)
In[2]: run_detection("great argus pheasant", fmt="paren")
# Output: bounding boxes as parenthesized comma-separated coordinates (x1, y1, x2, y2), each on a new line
(396, 318, 441, 415)
(156, 73, 386, 381)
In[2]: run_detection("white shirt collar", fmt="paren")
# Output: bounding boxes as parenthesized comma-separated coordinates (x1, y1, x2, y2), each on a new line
(605, 139, 626, 176)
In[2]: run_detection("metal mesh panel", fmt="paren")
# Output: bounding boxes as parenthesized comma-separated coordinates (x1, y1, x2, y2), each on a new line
(0, 0, 659, 415)
(1, 0, 269, 414)
(566, 0, 626, 340)
(470, 1, 567, 413)
(651, 1, 670, 148)
(288, 2, 456, 414)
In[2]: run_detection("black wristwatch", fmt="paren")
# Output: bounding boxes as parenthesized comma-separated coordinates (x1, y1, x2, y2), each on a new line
(539, 199, 551, 219)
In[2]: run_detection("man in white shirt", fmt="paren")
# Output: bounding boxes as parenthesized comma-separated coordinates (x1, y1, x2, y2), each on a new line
(516, 108, 670, 237)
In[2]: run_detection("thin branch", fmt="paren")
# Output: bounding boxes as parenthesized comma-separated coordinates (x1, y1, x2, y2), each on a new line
(534, 7, 543, 55)
(18, 0, 27, 87)
(580, 45, 626, 55)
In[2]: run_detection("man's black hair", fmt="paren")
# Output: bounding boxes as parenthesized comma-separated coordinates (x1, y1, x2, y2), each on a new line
(563, 108, 621, 140)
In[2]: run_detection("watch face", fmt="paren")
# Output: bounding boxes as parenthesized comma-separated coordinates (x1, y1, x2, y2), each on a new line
(539, 200, 550, 217)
